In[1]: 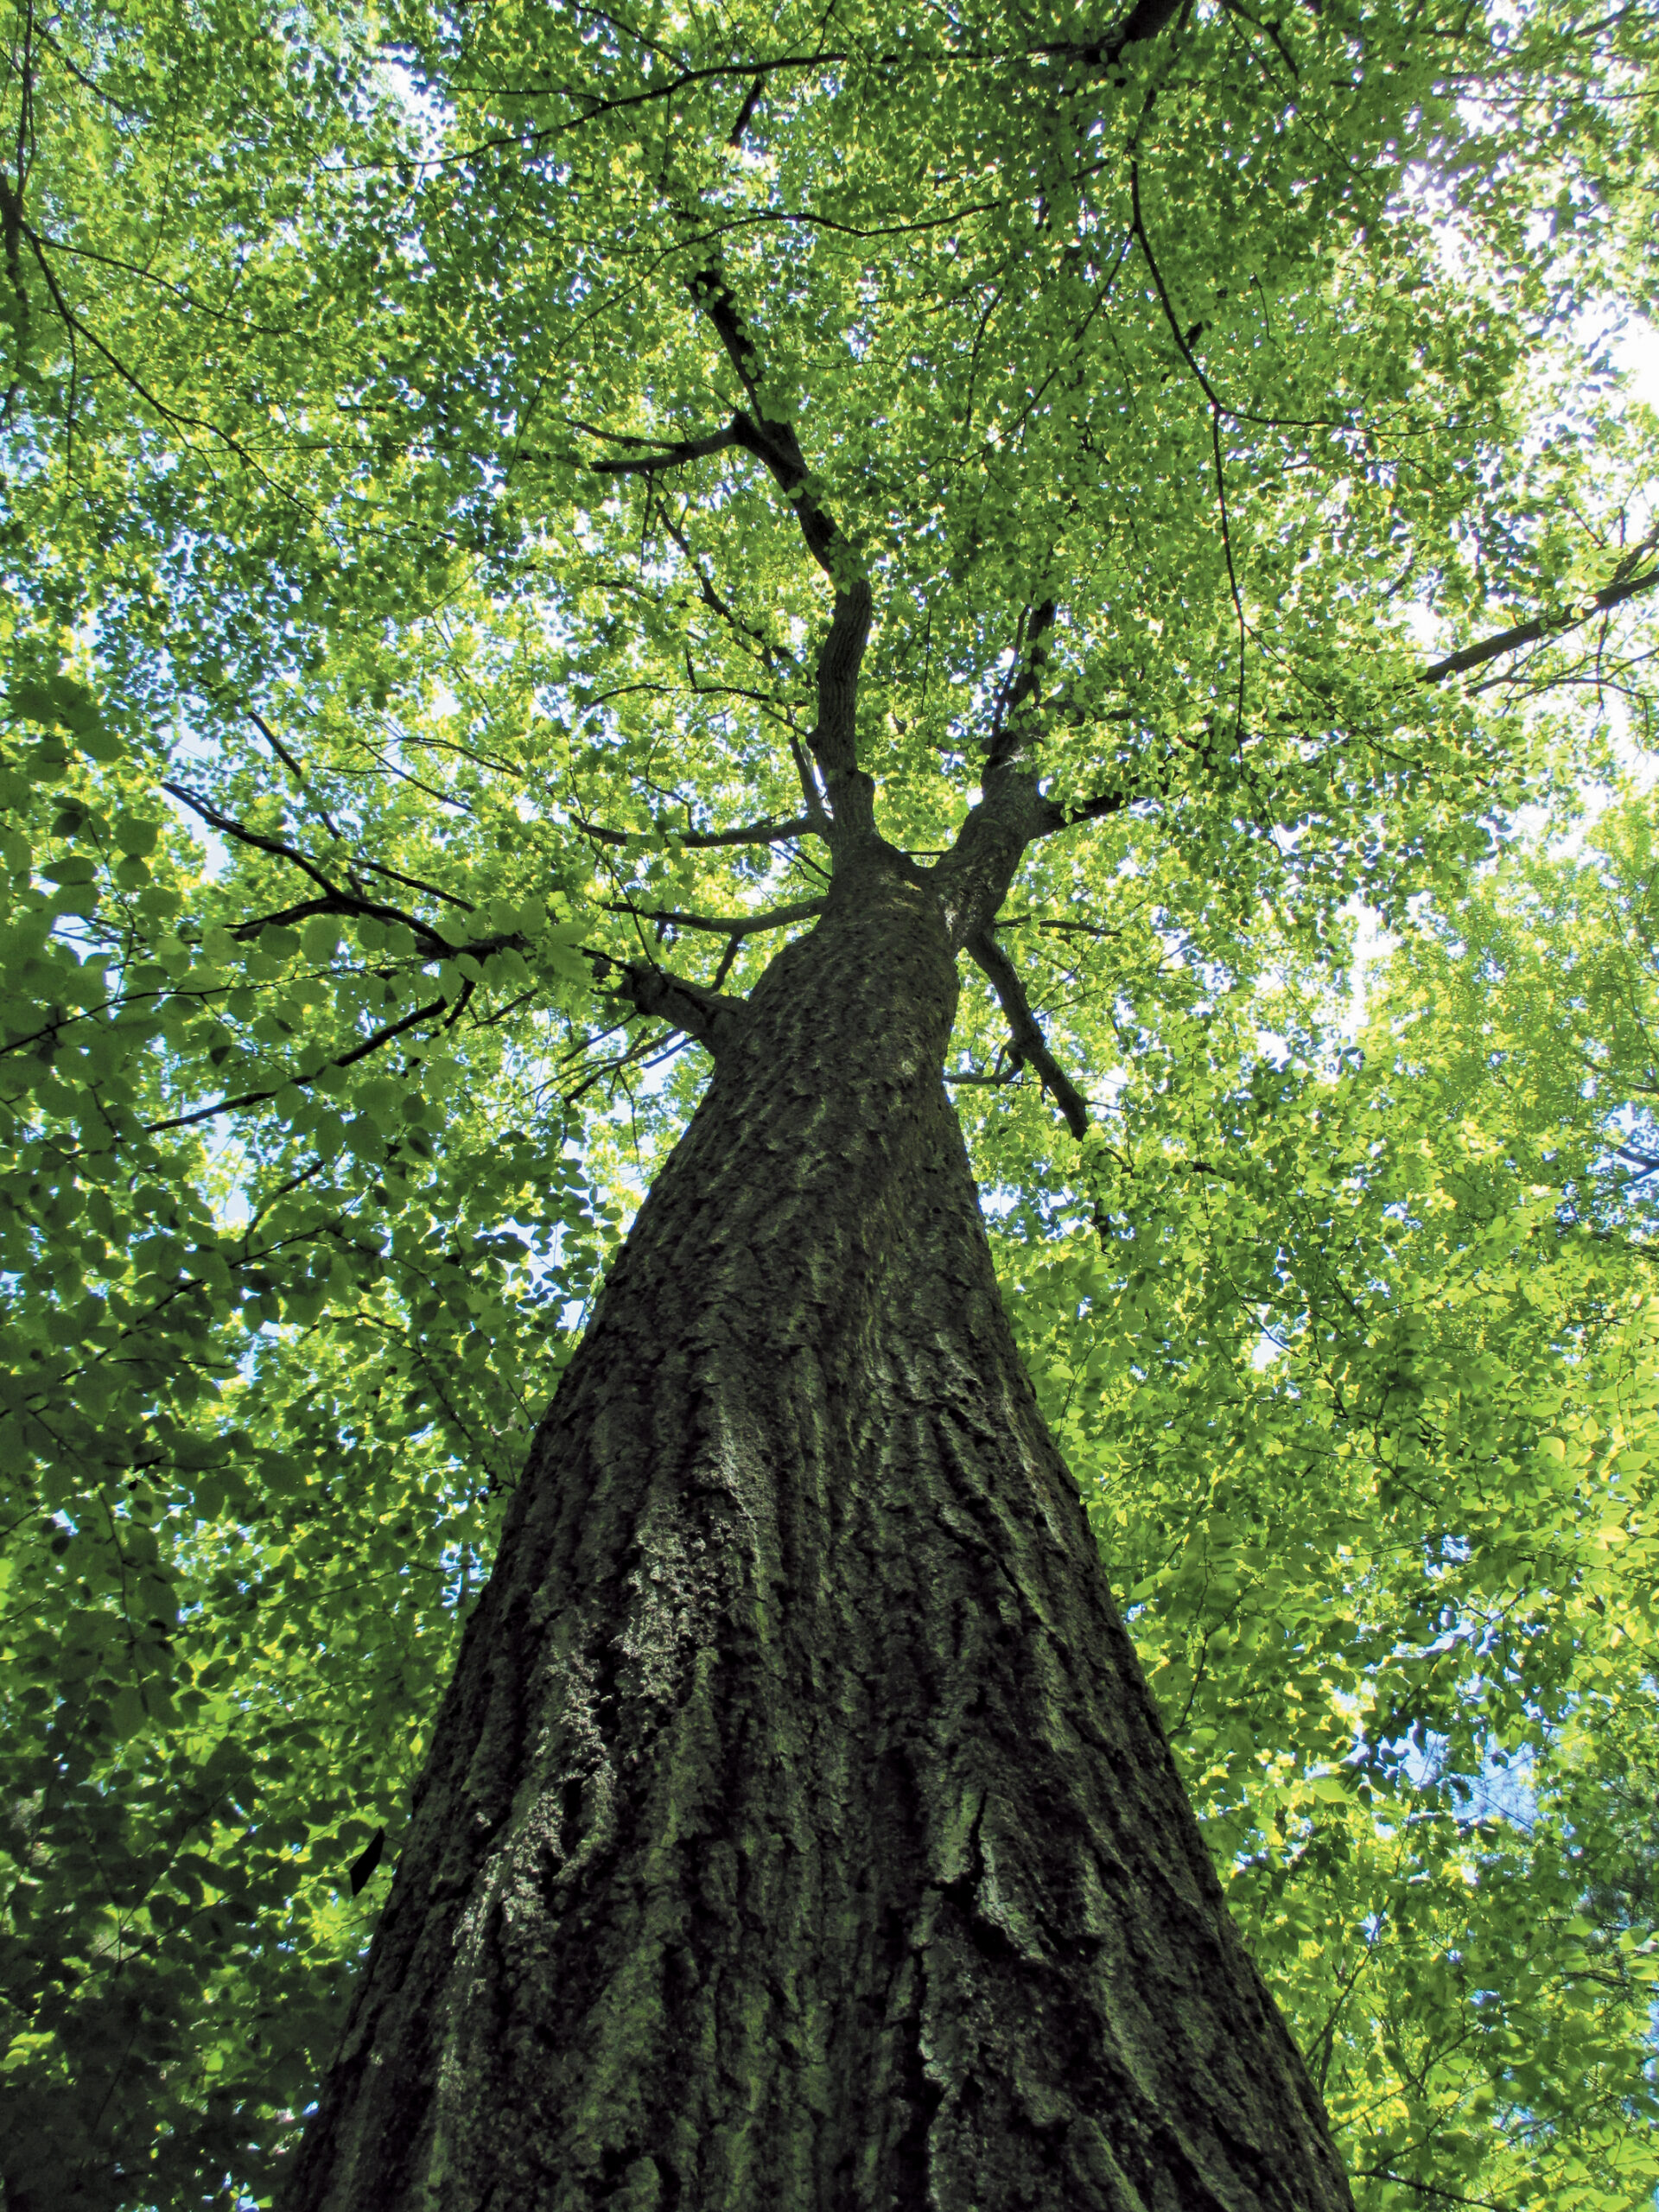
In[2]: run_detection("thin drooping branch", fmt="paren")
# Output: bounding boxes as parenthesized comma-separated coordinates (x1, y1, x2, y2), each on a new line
(590, 950, 747, 1055)
(1421, 562, 1659, 683)
(244, 710, 478, 909)
(966, 928, 1090, 1139)
(9, 191, 313, 510)
(1129, 165, 1248, 736)
(144, 995, 450, 1136)
(657, 504, 807, 690)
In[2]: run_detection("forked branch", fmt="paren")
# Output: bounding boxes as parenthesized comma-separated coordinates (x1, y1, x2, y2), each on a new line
(163, 783, 525, 963)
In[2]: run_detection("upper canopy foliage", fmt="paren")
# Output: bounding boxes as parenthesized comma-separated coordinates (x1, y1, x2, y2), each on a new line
(0, 0, 1656, 2203)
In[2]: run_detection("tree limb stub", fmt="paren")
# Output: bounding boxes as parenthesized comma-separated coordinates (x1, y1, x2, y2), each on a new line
(1044, 0, 1189, 68)
(591, 951, 748, 1055)
(1058, 789, 1135, 830)
(967, 929, 1090, 1139)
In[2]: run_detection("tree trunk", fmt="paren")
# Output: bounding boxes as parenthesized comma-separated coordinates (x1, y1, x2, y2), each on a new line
(284, 849, 1353, 2212)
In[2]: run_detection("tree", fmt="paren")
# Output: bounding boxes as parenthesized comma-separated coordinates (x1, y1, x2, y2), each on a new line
(0, 0, 1656, 2206)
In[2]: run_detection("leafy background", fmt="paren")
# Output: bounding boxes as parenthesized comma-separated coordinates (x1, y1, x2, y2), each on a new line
(2, 0, 1659, 2205)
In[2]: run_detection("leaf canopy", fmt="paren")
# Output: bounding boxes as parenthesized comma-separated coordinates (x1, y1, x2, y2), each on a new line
(1, 0, 1657, 2202)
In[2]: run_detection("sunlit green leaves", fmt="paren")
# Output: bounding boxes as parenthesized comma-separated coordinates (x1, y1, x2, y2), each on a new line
(995, 792, 1659, 2209)
(1, 0, 1656, 2201)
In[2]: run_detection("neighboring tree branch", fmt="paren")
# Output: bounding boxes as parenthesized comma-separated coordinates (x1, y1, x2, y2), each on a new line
(966, 929, 1090, 1138)
(1421, 563, 1659, 683)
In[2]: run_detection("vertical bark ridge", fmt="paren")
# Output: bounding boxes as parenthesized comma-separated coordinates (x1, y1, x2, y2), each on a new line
(284, 852, 1352, 2212)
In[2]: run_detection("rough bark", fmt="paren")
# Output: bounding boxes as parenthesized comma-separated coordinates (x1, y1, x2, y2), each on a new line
(284, 844, 1354, 2212)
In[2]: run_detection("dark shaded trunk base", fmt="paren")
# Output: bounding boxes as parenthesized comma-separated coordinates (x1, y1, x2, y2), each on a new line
(286, 860, 1351, 2212)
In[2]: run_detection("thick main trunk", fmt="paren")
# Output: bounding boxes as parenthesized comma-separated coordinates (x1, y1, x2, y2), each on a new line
(285, 854, 1352, 2212)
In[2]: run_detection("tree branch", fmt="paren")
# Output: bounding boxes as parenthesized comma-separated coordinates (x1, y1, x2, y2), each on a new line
(164, 783, 518, 956)
(143, 997, 448, 1136)
(1347, 2173, 1503, 2211)
(686, 267, 874, 835)
(590, 952, 747, 1056)
(163, 782, 353, 906)
(9, 196, 308, 506)
(571, 810, 820, 849)
(606, 896, 826, 937)
(657, 503, 807, 690)
(985, 600, 1056, 773)
(966, 930, 1090, 1138)
(1051, 789, 1135, 830)
(728, 72, 766, 147)
(245, 708, 314, 795)
(589, 421, 742, 477)
(1421, 563, 1659, 683)
(1044, 0, 1189, 67)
